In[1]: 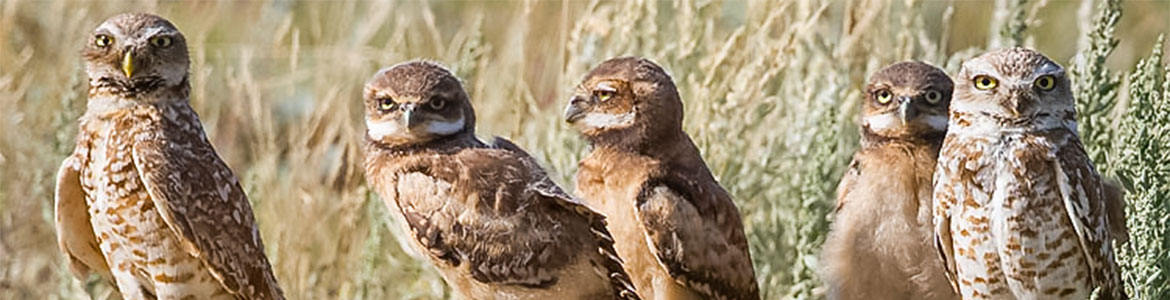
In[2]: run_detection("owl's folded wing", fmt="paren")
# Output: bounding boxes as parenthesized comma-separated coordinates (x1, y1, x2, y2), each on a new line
(634, 181, 760, 300)
(1053, 141, 1127, 299)
(131, 118, 284, 300)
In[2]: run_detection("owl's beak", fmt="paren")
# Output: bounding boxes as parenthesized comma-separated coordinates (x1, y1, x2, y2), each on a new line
(1004, 87, 1032, 118)
(897, 96, 915, 124)
(564, 95, 588, 123)
(121, 51, 135, 78)
(401, 103, 420, 129)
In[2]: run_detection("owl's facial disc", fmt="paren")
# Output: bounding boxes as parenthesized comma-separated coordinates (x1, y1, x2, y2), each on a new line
(955, 49, 1072, 127)
(863, 86, 949, 137)
(85, 14, 189, 97)
(564, 80, 636, 134)
(365, 92, 467, 145)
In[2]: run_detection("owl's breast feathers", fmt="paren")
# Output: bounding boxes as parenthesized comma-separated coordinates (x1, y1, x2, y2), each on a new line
(934, 127, 1125, 299)
(58, 101, 285, 299)
(576, 138, 759, 300)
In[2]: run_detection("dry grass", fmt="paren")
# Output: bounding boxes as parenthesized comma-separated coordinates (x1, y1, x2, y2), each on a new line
(1, 0, 1167, 299)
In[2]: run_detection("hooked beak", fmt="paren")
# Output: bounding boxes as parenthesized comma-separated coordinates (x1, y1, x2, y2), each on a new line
(1006, 104, 1020, 118)
(401, 104, 420, 130)
(897, 96, 915, 125)
(121, 50, 135, 78)
(1003, 88, 1031, 118)
(564, 95, 588, 123)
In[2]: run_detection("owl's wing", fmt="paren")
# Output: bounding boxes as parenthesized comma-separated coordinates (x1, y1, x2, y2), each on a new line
(1101, 178, 1129, 245)
(634, 179, 760, 300)
(388, 140, 638, 298)
(54, 155, 115, 285)
(931, 143, 961, 294)
(491, 137, 640, 299)
(834, 156, 863, 212)
(130, 107, 283, 300)
(1053, 140, 1127, 299)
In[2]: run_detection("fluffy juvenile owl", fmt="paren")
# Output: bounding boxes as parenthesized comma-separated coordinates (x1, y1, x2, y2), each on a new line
(822, 61, 957, 300)
(55, 13, 284, 299)
(361, 61, 640, 300)
(932, 47, 1126, 299)
(564, 57, 759, 300)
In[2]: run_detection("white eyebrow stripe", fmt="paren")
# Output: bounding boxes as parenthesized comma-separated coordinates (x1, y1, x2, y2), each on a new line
(141, 26, 172, 39)
(1036, 62, 1064, 75)
(96, 23, 124, 37)
(596, 82, 617, 92)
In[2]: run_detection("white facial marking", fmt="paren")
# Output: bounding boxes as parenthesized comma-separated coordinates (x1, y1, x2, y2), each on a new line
(922, 114, 948, 131)
(365, 118, 405, 140)
(863, 113, 899, 132)
(425, 116, 466, 135)
(580, 112, 634, 129)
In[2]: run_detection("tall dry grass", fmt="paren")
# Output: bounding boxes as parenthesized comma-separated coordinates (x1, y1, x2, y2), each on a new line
(1, 0, 1167, 299)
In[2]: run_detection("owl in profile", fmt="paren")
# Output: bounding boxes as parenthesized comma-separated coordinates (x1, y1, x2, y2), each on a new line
(564, 57, 759, 300)
(932, 47, 1126, 299)
(55, 13, 284, 299)
(361, 61, 639, 300)
(822, 61, 957, 300)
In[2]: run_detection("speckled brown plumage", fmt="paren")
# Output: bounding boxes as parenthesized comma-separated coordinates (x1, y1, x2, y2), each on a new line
(565, 57, 759, 300)
(933, 47, 1126, 300)
(56, 13, 283, 300)
(361, 61, 639, 300)
(823, 61, 957, 300)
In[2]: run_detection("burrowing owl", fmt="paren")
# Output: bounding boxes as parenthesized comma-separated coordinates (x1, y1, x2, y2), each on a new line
(54, 13, 284, 299)
(564, 57, 759, 300)
(822, 61, 957, 300)
(932, 47, 1126, 299)
(361, 61, 639, 300)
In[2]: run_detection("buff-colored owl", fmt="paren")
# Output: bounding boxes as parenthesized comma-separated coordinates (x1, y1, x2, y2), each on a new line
(55, 13, 283, 299)
(932, 47, 1126, 299)
(823, 61, 957, 300)
(564, 57, 759, 300)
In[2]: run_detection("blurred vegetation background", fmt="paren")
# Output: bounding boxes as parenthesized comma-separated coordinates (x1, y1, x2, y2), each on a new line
(1, 0, 1167, 299)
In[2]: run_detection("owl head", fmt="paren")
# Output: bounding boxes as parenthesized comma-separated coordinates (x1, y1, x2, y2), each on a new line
(862, 61, 953, 142)
(563, 57, 683, 149)
(363, 61, 476, 147)
(84, 13, 189, 96)
(952, 47, 1075, 131)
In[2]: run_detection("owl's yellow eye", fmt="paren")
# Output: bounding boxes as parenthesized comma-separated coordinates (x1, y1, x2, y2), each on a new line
(378, 98, 397, 111)
(875, 89, 893, 104)
(95, 34, 113, 48)
(595, 90, 615, 102)
(973, 75, 998, 90)
(1034, 75, 1056, 90)
(924, 90, 943, 104)
(150, 36, 173, 48)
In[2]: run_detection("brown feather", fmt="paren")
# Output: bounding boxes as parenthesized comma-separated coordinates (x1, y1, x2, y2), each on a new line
(363, 61, 640, 300)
